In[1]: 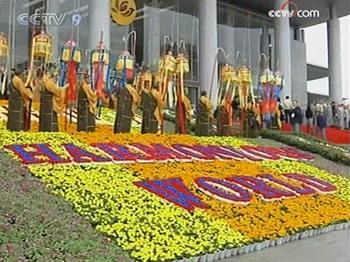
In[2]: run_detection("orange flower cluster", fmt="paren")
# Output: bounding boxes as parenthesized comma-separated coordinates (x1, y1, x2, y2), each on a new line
(74, 129, 198, 146)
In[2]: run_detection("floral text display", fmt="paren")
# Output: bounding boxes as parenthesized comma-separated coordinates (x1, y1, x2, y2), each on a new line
(1, 126, 350, 262)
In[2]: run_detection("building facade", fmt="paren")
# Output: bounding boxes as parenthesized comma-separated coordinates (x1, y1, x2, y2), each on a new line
(0, 0, 348, 105)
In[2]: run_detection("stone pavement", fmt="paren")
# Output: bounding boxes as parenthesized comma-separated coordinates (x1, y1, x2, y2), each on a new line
(221, 228, 350, 262)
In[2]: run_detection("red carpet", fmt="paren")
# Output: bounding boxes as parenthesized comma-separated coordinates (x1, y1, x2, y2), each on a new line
(281, 123, 350, 145)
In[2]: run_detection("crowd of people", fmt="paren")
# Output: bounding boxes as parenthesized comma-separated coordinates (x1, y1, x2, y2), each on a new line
(282, 96, 350, 139)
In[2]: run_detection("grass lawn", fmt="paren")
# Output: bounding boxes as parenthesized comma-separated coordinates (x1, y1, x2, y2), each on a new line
(0, 152, 130, 262)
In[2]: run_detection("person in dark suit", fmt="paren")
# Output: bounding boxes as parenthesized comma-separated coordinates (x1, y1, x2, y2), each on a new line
(316, 104, 327, 139)
(305, 103, 313, 134)
(290, 100, 302, 133)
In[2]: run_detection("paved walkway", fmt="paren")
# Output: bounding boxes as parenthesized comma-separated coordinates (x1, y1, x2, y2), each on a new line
(221, 229, 350, 262)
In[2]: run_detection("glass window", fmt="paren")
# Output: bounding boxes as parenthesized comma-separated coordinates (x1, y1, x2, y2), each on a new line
(5, 0, 199, 83)
(0, 0, 11, 67)
(47, 0, 90, 63)
(4, 0, 90, 69)
(128, 0, 199, 81)
(123, 0, 199, 106)
(217, 1, 275, 87)
(3, 0, 38, 70)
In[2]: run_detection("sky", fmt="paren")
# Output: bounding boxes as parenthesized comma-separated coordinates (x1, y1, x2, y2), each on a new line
(305, 15, 350, 99)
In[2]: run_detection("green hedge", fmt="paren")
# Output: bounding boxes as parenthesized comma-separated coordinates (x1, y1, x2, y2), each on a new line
(261, 129, 350, 166)
(295, 132, 349, 150)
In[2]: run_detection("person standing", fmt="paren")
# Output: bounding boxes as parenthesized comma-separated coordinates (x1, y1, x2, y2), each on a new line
(290, 100, 302, 133)
(316, 104, 327, 139)
(196, 90, 213, 136)
(276, 98, 283, 129)
(325, 102, 332, 126)
(283, 96, 293, 123)
(338, 104, 345, 130)
(345, 105, 350, 129)
(305, 103, 313, 134)
(331, 102, 337, 127)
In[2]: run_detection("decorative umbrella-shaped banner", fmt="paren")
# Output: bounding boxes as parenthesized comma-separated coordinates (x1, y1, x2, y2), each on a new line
(59, 40, 82, 103)
(0, 33, 8, 60)
(0, 33, 9, 95)
(90, 34, 110, 98)
(218, 64, 238, 127)
(116, 50, 135, 88)
(32, 31, 53, 64)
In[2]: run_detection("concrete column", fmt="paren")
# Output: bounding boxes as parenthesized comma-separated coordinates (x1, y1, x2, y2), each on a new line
(327, 5, 343, 103)
(199, 0, 218, 104)
(88, 0, 110, 49)
(260, 24, 269, 58)
(47, 0, 60, 59)
(274, 0, 292, 99)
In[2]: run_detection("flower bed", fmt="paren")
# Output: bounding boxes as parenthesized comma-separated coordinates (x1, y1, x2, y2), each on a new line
(261, 129, 350, 166)
(1, 123, 350, 262)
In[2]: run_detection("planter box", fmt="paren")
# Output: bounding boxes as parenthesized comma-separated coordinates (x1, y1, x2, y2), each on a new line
(263, 240, 270, 248)
(213, 252, 220, 260)
(199, 255, 206, 262)
(237, 247, 244, 255)
(206, 253, 215, 262)
(335, 224, 343, 230)
(277, 238, 283, 245)
(249, 243, 256, 252)
(224, 249, 232, 258)
(255, 243, 262, 251)
(232, 248, 238, 256)
(243, 245, 250, 254)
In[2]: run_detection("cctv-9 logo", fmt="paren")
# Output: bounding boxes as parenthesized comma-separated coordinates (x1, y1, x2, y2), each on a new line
(72, 13, 82, 26)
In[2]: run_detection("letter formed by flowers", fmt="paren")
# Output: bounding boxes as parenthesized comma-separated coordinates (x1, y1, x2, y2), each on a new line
(195, 177, 252, 204)
(135, 174, 339, 209)
(283, 173, 337, 193)
(134, 177, 208, 212)
(63, 143, 111, 163)
(5, 144, 69, 165)
(226, 175, 296, 201)
(3, 141, 315, 165)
